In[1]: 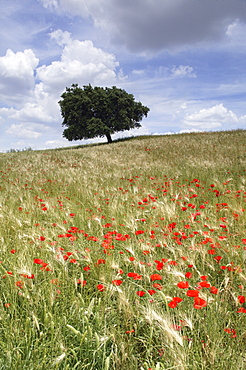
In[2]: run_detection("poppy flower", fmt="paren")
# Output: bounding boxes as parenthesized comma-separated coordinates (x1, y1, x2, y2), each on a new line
(152, 283, 163, 290)
(150, 274, 162, 281)
(194, 297, 207, 309)
(238, 295, 245, 304)
(185, 272, 192, 279)
(96, 259, 106, 265)
(112, 279, 123, 286)
(186, 290, 199, 297)
(136, 291, 145, 297)
(135, 230, 145, 235)
(97, 284, 106, 292)
(33, 258, 44, 264)
(224, 328, 237, 338)
(77, 279, 86, 286)
(168, 300, 177, 308)
(177, 281, 189, 289)
(210, 286, 219, 294)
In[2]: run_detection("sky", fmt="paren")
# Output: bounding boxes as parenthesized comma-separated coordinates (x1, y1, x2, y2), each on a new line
(1, 0, 246, 152)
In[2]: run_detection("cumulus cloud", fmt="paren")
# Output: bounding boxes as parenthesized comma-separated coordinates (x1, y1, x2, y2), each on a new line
(36, 30, 119, 93)
(10, 103, 56, 123)
(0, 49, 39, 103)
(39, 0, 246, 54)
(183, 104, 245, 130)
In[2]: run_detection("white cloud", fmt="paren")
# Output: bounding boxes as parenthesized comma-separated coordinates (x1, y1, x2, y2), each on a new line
(226, 19, 246, 49)
(10, 103, 56, 123)
(36, 30, 119, 93)
(171, 65, 196, 78)
(6, 124, 42, 139)
(0, 49, 39, 103)
(183, 103, 242, 130)
(39, 0, 59, 10)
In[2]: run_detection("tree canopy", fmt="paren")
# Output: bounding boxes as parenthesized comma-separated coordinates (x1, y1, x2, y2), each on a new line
(58, 84, 150, 143)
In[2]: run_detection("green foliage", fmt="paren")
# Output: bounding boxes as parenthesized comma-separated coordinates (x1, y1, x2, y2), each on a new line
(59, 84, 150, 143)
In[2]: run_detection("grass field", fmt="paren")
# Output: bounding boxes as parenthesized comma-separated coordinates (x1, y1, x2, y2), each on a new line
(0, 129, 245, 369)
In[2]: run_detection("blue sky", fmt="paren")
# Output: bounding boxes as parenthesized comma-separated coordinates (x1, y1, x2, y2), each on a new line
(1, 0, 246, 151)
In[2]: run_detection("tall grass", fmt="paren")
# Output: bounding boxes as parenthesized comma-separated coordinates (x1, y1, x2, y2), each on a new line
(0, 130, 245, 369)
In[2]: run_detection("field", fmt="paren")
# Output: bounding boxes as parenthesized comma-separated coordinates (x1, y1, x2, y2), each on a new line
(0, 130, 246, 369)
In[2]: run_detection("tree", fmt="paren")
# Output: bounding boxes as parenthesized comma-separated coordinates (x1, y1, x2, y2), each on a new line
(58, 84, 150, 143)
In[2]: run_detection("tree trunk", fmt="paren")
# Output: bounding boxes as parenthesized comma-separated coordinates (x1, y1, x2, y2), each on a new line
(106, 133, 113, 143)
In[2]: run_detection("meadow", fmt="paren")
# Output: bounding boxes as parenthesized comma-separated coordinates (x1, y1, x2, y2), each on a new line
(0, 129, 245, 369)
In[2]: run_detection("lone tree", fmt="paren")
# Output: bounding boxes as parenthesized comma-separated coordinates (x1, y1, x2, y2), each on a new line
(58, 84, 149, 143)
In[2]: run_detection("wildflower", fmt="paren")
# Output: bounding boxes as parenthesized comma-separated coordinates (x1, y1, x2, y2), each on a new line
(150, 273, 162, 281)
(96, 259, 106, 265)
(210, 286, 219, 294)
(194, 297, 207, 309)
(152, 283, 163, 290)
(77, 279, 86, 286)
(136, 291, 146, 297)
(168, 300, 178, 308)
(186, 290, 199, 297)
(224, 328, 236, 338)
(97, 284, 106, 292)
(177, 281, 189, 289)
(238, 295, 245, 304)
(33, 258, 44, 264)
(112, 279, 123, 286)
(198, 281, 211, 288)
(185, 272, 192, 279)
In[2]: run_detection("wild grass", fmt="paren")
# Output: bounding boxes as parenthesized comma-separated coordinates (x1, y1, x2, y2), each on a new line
(0, 130, 245, 369)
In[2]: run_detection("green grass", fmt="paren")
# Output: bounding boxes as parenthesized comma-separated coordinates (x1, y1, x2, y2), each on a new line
(0, 130, 246, 369)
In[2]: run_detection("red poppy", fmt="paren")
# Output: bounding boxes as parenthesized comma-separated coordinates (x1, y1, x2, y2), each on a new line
(177, 281, 189, 289)
(33, 258, 44, 264)
(136, 291, 145, 297)
(77, 279, 87, 286)
(135, 230, 145, 235)
(150, 273, 162, 281)
(112, 279, 123, 286)
(210, 286, 219, 294)
(96, 259, 106, 265)
(194, 297, 207, 309)
(238, 295, 245, 304)
(168, 300, 177, 308)
(185, 272, 192, 279)
(200, 275, 208, 280)
(97, 284, 106, 292)
(186, 290, 199, 297)
(224, 328, 236, 338)
(20, 273, 35, 279)
(152, 283, 163, 290)
(237, 307, 246, 313)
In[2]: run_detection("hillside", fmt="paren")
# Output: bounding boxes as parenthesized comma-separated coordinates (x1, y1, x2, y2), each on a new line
(0, 130, 245, 369)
